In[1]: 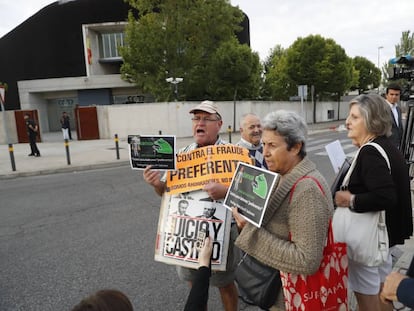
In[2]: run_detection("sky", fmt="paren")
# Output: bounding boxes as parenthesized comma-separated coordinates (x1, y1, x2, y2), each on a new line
(0, 0, 413, 67)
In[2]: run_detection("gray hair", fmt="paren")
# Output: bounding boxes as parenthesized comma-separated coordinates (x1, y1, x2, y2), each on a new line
(239, 112, 260, 127)
(262, 110, 308, 158)
(349, 94, 392, 137)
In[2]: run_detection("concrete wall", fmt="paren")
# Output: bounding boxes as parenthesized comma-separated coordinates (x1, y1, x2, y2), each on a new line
(96, 100, 348, 140)
(0, 100, 348, 143)
(0, 111, 18, 144)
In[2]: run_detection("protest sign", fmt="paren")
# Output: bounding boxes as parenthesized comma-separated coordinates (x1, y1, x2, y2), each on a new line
(128, 135, 176, 170)
(325, 139, 346, 174)
(165, 145, 252, 194)
(154, 190, 232, 271)
(224, 162, 278, 227)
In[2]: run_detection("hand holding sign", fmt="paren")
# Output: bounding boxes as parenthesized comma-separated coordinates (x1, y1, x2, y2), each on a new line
(231, 207, 247, 232)
(203, 181, 228, 201)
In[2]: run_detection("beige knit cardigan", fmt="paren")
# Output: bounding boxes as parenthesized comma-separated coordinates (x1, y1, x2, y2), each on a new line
(235, 157, 334, 309)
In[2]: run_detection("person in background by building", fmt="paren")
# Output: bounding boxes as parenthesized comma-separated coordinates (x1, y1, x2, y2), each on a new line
(236, 113, 267, 169)
(143, 100, 238, 311)
(385, 83, 403, 149)
(60, 111, 72, 140)
(24, 113, 41, 157)
(71, 289, 134, 311)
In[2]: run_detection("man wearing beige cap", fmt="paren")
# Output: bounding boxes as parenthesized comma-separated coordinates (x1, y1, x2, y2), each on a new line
(143, 100, 238, 310)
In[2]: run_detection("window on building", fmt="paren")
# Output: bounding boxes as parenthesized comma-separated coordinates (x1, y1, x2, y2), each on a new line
(101, 32, 124, 59)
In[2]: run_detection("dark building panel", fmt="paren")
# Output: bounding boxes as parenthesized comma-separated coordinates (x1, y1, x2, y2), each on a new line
(0, 0, 132, 110)
(0, 0, 250, 110)
(237, 14, 250, 47)
(78, 89, 112, 106)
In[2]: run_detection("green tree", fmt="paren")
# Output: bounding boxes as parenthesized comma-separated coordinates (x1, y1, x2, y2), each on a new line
(395, 30, 414, 56)
(209, 38, 262, 100)
(262, 45, 296, 100)
(285, 35, 353, 122)
(351, 56, 380, 94)
(120, 0, 245, 101)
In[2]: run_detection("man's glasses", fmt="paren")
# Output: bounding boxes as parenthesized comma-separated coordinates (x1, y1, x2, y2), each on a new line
(191, 117, 220, 123)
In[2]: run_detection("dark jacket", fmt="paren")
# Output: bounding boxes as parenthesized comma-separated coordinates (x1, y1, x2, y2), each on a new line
(183, 266, 210, 311)
(389, 105, 403, 149)
(349, 136, 413, 246)
(25, 118, 38, 138)
(61, 115, 70, 129)
(397, 278, 414, 308)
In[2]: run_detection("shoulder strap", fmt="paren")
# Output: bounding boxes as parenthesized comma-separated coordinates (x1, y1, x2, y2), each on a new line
(342, 141, 391, 187)
(342, 142, 390, 222)
(289, 175, 324, 203)
(365, 142, 390, 224)
(366, 142, 391, 172)
(288, 176, 332, 243)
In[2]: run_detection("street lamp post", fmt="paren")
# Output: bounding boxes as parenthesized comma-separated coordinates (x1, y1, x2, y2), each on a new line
(377, 46, 384, 93)
(166, 77, 183, 101)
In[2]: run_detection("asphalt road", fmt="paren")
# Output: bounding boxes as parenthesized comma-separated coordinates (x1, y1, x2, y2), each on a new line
(0, 130, 351, 311)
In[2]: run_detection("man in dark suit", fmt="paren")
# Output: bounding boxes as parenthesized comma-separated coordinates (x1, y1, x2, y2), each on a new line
(385, 83, 403, 149)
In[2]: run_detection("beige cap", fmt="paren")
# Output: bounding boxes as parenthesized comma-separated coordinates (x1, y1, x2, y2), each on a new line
(189, 100, 221, 118)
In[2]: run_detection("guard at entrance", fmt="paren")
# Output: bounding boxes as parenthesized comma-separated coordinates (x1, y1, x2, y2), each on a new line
(24, 113, 40, 157)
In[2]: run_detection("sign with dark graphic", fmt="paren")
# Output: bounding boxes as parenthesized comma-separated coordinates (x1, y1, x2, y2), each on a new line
(224, 162, 278, 227)
(128, 135, 176, 170)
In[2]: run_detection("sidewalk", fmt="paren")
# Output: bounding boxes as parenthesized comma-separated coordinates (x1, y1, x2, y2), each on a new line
(0, 120, 345, 179)
(0, 131, 238, 179)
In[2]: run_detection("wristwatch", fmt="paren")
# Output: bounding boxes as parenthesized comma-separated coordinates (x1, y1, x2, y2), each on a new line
(349, 194, 355, 211)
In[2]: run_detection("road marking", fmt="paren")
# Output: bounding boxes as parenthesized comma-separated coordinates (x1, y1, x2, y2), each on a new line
(316, 144, 356, 156)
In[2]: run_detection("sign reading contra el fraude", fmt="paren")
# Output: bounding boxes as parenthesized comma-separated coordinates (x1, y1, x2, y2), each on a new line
(166, 145, 252, 194)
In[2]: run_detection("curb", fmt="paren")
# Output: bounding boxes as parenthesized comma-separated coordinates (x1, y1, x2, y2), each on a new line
(0, 160, 129, 180)
(0, 122, 344, 180)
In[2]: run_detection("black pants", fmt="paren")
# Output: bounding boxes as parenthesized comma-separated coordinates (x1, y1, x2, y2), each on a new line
(29, 135, 40, 155)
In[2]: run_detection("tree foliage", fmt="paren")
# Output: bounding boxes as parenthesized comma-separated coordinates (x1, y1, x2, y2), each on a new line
(261, 45, 295, 100)
(209, 38, 262, 100)
(120, 0, 261, 101)
(351, 56, 380, 94)
(120, 2, 411, 103)
(395, 30, 414, 56)
(286, 35, 353, 101)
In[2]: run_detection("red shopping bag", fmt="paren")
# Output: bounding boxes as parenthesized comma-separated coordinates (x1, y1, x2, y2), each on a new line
(281, 222, 348, 310)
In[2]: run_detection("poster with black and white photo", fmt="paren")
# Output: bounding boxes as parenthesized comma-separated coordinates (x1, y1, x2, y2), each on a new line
(223, 162, 278, 228)
(128, 135, 176, 170)
(154, 190, 232, 271)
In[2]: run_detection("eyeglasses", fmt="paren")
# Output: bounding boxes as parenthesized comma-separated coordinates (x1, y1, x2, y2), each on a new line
(191, 117, 220, 123)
